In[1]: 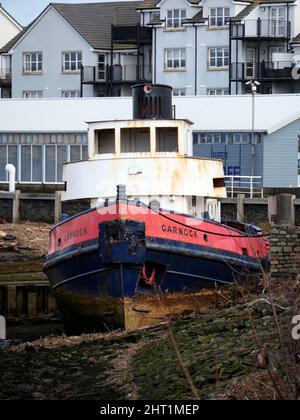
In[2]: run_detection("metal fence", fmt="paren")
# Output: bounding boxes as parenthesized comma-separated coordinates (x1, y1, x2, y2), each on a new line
(225, 176, 263, 198)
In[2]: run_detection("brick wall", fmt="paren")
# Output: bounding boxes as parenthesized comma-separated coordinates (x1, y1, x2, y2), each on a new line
(270, 226, 300, 278)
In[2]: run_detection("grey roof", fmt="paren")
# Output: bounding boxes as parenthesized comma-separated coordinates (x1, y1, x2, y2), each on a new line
(0, 1, 145, 54)
(291, 33, 300, 44)
(137, 0, 200, 9)
(232, 1, 261, 21)
(52, 2, 143, 49)
(233, 0, 295, 21)
(187, 10, 206, 24)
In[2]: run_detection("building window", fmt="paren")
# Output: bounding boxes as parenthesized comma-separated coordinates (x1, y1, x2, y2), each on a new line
(233, 133, 250, 144)
(23, 52, 43, 73)
(62, 51, 82, 72)
(193, 132, 260, 145)
(23, 91, 43, 99)
(62, 91, 80, 98)
(173, 89, 186, 96)
(0, 134, 88, 183)
(208, 88, 229, 95)
(209, 8, 230, 27)
(208, 48, 229, 68)
(166, 9, 186, 29)
(165, 49, 186, 70)
(150, 11, 160, 21)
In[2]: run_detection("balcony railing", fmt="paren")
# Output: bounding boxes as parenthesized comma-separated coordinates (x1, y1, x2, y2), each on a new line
(82, 64, 152, 84)
(231, 61, 297, 81)
(231, 19, 291, 39)
(112, 25, 152, 44)
(225, 176, 263, 198)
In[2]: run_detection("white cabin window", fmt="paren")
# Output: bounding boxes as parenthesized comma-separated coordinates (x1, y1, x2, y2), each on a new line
(23, 91, 43, 98)
(156, 127, 178, 152)
(62, 51, 82, 72)
(97, 129, 116, 154)
(121, 128, 150, 153)
(208, 48, 229, 68)
(166, 9, 186, 29)
(23, 52, 43, 73)
(165, 49, 186, 70)
(62, 91, 80, 98)
(209, 8, 230, 27)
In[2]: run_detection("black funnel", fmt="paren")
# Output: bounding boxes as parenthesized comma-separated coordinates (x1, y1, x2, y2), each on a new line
(132, 84, 173, 120)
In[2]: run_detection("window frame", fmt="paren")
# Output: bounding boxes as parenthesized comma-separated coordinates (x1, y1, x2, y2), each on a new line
(208, 47, 229, 69)
(165, 48, 186, 70)
(22, 91, 43, 99)
(62, 51, 82, 73)
(62, 91, 81, 98)
(23, 52, 43, 74)
(173, 88, 187, 97)
(209, 7, 230, 28)
(166, 9, 187, 29)
(207, 88, 229, 96)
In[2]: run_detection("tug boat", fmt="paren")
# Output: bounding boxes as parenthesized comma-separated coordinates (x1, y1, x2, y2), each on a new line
(44, 84, 269, 333)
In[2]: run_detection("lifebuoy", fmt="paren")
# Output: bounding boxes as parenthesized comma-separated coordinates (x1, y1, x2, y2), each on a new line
(144, 84, 153, 94)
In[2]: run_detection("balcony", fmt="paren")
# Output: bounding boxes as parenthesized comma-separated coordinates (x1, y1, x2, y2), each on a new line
(231, 19, 291, 40)
(112, 25, 152, 44)
(231, 61, 297, 81)
(82, 64, 152, 85)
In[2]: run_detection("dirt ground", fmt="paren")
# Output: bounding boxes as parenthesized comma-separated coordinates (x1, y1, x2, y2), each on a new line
(0, 222, 51, 256)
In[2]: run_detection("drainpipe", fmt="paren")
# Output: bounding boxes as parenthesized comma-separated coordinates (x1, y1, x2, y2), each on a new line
(6, 164, 16, 193)
(194, 24, 198, 95)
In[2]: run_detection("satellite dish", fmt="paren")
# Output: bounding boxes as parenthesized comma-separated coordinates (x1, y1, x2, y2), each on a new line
(144, 84, 153, 94)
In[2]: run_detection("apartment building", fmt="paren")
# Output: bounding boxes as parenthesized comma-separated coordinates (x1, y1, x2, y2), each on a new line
(0, 2, 152, 99)
(0, 3, 22, 98)
(142, 0, 300, 96)
(2, 0, 300, 98)
(230, 0, 300, 94)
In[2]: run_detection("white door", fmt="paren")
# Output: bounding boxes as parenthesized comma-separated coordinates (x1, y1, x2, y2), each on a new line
(270, 8, 285, 37)
(246, 48, 256, 78)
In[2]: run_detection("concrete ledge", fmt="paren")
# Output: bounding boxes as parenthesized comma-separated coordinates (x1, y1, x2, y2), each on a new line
(0, 192, 14, 199)
(221, 198, 268, 205)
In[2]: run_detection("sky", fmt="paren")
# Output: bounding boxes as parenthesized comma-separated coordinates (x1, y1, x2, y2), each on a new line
(1, 0, 133, 26)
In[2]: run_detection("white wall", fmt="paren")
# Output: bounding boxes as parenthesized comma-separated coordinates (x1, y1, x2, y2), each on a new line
(1, 94, 300, 133)
(0, 8, 21, 49)
(11, 7, 94, 98)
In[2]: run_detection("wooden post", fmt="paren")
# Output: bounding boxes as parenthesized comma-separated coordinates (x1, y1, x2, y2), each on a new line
(54, 191, 62, 224)
(268, 195, 277, 225)
(237, 194, 245, 222)
(28, 291, 37, 317)
(12, 190, 20, 223)
(277, 194, 295, 226)
(7, 286, 17, 316)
